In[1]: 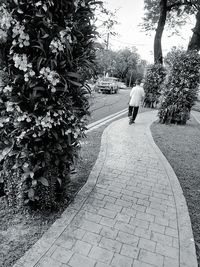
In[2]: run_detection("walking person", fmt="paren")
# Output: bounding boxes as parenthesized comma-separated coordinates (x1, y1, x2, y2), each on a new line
(128, 80, 145, 124)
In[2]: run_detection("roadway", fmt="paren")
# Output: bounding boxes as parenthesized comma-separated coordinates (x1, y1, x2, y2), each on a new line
(88, 88, 131, 124)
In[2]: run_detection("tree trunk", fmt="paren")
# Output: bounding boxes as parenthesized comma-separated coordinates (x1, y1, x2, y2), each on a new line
(129, 72, 133, 87)
(154, 0, 168, 64)
(188, 9, 200, 51)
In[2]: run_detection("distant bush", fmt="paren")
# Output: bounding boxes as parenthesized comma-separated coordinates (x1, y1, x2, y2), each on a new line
(143, 64, 166, 108)
(0, 0, 99, 209)
(159, 49, 200, 124)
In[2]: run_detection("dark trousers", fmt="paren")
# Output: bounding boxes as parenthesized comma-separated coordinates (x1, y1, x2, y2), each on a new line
(128, 106, 139, 122)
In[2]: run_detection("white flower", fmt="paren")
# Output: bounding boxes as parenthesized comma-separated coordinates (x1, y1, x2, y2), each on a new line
(29, 70, 35, 76)
(12, 22, 30, 48)
(39, 67, 60, 87)
(3, 85, 13, 93)
(50, 38, 64, 54)
(13, 53, 31, 72)
(67, 35, 72, 43)
(42, 4, 47, 11)
(6, 101, 14, 112)
(51, 87, 56, 93)
(35, 1, 42, 6)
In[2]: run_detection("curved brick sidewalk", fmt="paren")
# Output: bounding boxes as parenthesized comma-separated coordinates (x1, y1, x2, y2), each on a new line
(13, 111, 197, 267)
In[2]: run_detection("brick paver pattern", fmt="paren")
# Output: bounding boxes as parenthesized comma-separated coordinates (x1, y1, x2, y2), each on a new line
(14, 111, 196, 267)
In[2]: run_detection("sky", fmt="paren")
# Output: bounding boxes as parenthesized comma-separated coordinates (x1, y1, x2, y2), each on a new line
(98, 0, 195, 63)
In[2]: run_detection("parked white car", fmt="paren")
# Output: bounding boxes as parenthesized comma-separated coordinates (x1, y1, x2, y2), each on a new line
(95, 77, 119, 94)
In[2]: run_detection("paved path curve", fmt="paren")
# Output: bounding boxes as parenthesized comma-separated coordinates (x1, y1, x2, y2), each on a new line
(14, 111, 197, 267)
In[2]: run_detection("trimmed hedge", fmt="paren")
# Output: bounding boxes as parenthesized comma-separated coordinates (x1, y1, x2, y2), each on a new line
(159, 49, 200, 124)
(143, 64, 166, 108)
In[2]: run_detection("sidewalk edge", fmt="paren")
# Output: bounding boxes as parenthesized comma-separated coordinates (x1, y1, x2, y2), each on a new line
(147, 120, 198, 267)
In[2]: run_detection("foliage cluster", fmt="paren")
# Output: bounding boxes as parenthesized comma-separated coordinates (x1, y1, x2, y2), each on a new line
(143, 64, 166, 108)
(159, 49, 200, 124)
(95, 46, 147, 85)
(142, 0, 198, 34)
(0, 0, 99, 209)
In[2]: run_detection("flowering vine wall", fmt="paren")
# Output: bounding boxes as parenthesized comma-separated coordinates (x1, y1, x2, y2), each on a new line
(0, 0, 98, 209)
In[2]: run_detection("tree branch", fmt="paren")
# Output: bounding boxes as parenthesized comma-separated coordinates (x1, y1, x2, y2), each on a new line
(167, 0, 198, 11)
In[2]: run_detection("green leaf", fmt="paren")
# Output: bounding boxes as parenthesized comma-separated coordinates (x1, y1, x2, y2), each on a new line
(57, 177, 62, 186)
(38, 177, 49, 187)
(28, 188, 35, 199)
(68, 79, 82, 87)
(67, 72, 82, 79)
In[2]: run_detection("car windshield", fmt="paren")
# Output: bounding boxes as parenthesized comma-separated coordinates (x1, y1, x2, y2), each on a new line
(101, 77, 118, 82)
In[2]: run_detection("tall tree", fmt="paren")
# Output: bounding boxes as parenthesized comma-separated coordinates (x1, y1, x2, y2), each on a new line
(154, 0, 168, 64)
(188, 9, 200, 51)
(143, 0, 199, 64)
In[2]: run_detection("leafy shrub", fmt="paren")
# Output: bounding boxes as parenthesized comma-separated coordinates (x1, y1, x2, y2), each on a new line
(143, 64, 166, 108)
(159, 49, 200, 124)
(0, 0, 99, 209)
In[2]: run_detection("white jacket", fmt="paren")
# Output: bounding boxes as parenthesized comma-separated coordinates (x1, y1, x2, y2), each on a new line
(129, 85, 144, 107)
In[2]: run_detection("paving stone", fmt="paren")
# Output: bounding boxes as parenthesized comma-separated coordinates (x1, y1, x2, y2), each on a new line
(133, 260, 155, 267)
(151, 231, 173, 246)
(121, 207, 137, 217)
(115, 213, 130, 223)
(134, 227, 151, 239)
(100, 226, 118, 239)
(82, 232, 101, 245)
(132, 204, 147, 213)
(88, 246, 114, 264)
(164, 256, 179, 267)
(100, 217, 115, 227)
(79, 220, 102, 234)
(115, 199, 132, 208)
(104, 196, 116, 203)
(82, 211, 102, 223)
(173, 237, 179, 248)
(98, 208, 117, 219)
(130, 217, 150, 229)
(90, 192, 105, 200)
(138, 238, 156, 252)
(72, 240, 92, 256)
(165, 227, 178, 238)
(155, 216, 169, 227)
(121, 194, 138, 203)
(137, 199, 150, 207)
(51, 247, 73, 263)
(169, 219, 178, 229)
(114, 221, 135, 234)
(149, 222, 165, 234)
(109, 191, 122, 198)
(116, 231, 139, 246)
(136, 212, 154, 223)
(104, 202, 123, 212)
(133, 192, 149, 200)
(99, 237, 122, 253)
(146, 207, 164, 217)
(111, 253, 133, 267)
(138, 249, 164, 267)
(36, 257, 63, 267)
(68, 253, 96, 267)
(95, 262, 110, 267)
(55, 235, 76, 249)
(120, 244, 139, 258)
(156, 243, 179, 259)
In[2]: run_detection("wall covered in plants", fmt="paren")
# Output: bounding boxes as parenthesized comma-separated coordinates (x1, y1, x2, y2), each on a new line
(0, 0, 99, 209)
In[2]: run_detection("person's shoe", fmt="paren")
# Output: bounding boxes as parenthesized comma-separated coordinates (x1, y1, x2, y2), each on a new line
(129, 119, 134, 125)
